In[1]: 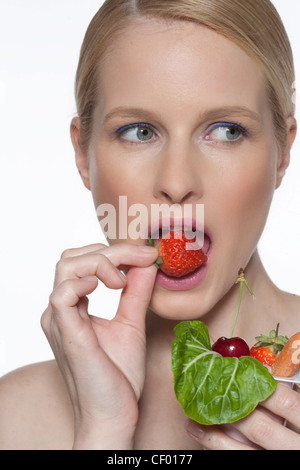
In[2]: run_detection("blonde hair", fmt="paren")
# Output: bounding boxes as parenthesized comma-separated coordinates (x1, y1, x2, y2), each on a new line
(75, 0, 295, 150)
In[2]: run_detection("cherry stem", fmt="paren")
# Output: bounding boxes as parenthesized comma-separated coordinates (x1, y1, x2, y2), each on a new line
(230, 281, 243, 339)
(229, 269, 254, 339)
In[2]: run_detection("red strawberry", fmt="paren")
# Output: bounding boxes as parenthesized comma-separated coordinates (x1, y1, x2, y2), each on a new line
(250, 343, 278, 366)
(250, 324, 289, 367)
(148, 230, 207, 277)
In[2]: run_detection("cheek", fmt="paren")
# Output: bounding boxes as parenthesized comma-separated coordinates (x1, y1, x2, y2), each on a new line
(88, 153, 152, 244)
(238, 154, 276, 218)
(214, 149, 277, 248)
(89, 153, 132, 206)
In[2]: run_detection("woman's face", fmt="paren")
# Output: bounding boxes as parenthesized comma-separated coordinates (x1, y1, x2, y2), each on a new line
(75, 19, 292, 320)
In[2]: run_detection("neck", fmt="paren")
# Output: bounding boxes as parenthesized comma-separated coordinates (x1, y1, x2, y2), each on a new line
(200, 249, 281, 345)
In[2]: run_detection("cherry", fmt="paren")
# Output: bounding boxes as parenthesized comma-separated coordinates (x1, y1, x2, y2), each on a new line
(212, 336, 250, 358)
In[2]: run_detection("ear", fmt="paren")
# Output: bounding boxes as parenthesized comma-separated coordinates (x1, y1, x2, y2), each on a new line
(276, 116, 297, 189)
(70, 117, 91, 190)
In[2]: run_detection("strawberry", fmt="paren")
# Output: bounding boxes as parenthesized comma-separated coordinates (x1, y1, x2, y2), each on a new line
(148, 230, 207, 277)
(250, 343, 277, 366)
(250, 324, 289, 366)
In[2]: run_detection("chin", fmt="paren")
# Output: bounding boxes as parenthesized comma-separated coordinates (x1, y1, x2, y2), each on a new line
(149, 285, 212, 321)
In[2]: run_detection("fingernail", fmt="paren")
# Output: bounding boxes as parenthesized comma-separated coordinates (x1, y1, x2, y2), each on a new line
(140, 245, 158, 254)
(117, 269, 127, 283)
(186, 420, 204, 439)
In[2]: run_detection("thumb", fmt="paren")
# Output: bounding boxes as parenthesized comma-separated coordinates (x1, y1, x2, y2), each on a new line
(115, 264, 157, 331)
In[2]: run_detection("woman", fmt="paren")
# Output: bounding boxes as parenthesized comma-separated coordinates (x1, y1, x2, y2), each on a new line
(0, 0, 299, 450)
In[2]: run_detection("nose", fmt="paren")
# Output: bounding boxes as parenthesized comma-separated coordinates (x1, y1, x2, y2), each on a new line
(153, 138, 203, 205)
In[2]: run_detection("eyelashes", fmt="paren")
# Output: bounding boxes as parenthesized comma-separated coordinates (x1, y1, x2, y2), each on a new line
(116, 122, 155, 134)
(116, 123, 156, 143)
(209, 122, 248, 135)
(205, 122, 249, 143)
(115, 121, 250, 144)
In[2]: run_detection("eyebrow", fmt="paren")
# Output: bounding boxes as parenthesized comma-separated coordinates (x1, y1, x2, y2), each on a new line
(198, 106, 261, 124)
(103, 107, 157, 124)
(103, 105, 261, 126)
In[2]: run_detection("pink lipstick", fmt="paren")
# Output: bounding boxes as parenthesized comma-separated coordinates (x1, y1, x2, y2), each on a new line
(156, 261, 210, 291)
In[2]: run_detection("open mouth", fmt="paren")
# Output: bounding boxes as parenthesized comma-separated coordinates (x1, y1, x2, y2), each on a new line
(148, 218, 212, 290)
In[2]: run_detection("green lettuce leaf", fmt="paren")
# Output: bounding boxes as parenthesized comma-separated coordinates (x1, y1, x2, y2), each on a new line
(172, 321, 277, 425)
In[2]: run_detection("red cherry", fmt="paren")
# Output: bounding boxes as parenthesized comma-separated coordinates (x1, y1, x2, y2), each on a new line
(212, 337, 250, 358)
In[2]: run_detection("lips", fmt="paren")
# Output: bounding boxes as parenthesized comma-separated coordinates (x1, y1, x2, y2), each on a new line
(148, 218, 212, 291)
(156, 262, 210, 291)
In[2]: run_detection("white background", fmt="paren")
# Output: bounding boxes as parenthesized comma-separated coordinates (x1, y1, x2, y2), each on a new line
(0, 1, 300, 376)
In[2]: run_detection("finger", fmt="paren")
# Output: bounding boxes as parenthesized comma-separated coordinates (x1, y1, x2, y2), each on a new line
(77, 295, 90, 319)
(115, 264, 157, 332)
(186, 420, 254, 450)
(101, 243, 158, 269)
(260, 383, 300, 430)
(60, 243, 107, 260)
(232, 404, 300, 450)
(54, 244, 157, 286)
(49, 276, 99, 335)
(41, 277, 99, 362)
(54, 253, 128, 288)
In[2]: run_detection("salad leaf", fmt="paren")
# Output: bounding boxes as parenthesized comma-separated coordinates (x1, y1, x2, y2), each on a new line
(172, 321, 277, 425)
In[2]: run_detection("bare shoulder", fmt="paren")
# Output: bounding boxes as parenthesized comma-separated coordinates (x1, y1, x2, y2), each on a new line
(0, 360, 74, 450)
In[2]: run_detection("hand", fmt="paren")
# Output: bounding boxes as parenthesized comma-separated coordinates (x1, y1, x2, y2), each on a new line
(186, 384, 300, 450)
(41, 242, 158, 449)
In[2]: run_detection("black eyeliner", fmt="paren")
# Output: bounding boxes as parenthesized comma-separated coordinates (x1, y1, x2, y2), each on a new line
(209, 121, 249, 135)
(116, 122, 155, 135)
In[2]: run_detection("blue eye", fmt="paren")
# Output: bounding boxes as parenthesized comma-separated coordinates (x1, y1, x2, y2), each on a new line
(207, 122, 248, 142)
(116, 123, 155, 142)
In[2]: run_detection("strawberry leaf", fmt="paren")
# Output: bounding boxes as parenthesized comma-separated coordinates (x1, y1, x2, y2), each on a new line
(154, 256, 164, 269)
(254, 324, 289, 356)
(147, 237, 155, 247)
